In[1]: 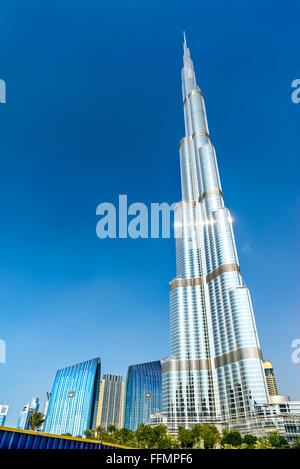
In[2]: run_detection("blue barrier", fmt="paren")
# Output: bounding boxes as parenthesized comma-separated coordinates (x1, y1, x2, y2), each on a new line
(0, 427, 133, 450)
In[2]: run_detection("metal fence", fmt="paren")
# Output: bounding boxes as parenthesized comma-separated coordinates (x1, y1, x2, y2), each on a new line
(0, 426, 133, 450)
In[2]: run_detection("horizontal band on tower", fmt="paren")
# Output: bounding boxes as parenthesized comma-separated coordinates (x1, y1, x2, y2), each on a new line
(174, 188, 222, 212)
(206, 263, 240, 283)
(198, 188, 223, 203)
(179, 136, 192, 148)
(162, 358, 211, 373)
(183, 89, 204, 106)
(169, 263, 241, 292)
(192, 130, 210, 139)
(179, 130, 210, 149)
(169, 277, 204, 291)
(174, 199, 197, 212)
(214, 346, 262, 369)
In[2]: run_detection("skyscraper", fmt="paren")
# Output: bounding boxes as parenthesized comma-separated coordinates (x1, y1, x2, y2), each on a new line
(0, 405, 9, 427)
(41, 392, 51, 431)
(161, 36, 269, 433)
(263, 360, 278, 397)
(44, 358, 101, 436)
(17, 397, 39, 430)
(96, 374, 124, 430)
(124, 361, 162, 431)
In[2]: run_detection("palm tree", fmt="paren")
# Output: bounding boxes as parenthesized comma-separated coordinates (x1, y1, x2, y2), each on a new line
(95, 425, 105, 440)
(108, 424, 117, 434)
(29, 412, 45, 431)
(84, 429, 96, 440)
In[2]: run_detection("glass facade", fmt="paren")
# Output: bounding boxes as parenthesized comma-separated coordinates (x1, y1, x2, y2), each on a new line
(124, 361, 162, 431)
(161, 37, 269, 432)
(96, 374, 124, 430)
(0, 405, 9, 427)
(17, 397, 39, 430)
(44, 358, 101, 437)
(263, 360, 279, 397)
(234, 401, 300, 442)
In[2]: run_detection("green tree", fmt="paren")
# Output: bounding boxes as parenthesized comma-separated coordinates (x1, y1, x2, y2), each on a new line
(133, 424, 175, 449)
(222, 443, 239, 449)
(156, 435, 177, 449)
(95, 425, 105, 440)
(61, 432, 72, 437)
(115, 428, 135, 446)
(221, 430, 243, 447)
(177, 426, 195, 449)
(108, 424, 117, 434)
(150, 425, 169, 448)
(135, 423, 153, 448)
(243, 434, 257, 448)
(254, 438, 272, 449)
(268, 431, 289, 449)
(292, 436, 300, 449)
(84, 429, 96, 440)
(192, 424, 220, 449)
(29, 412, 45, 431)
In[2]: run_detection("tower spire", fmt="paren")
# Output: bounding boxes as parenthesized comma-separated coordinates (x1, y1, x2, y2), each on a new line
(182, 31, 194, 71)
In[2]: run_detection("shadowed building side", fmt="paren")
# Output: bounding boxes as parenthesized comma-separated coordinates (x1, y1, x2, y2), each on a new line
(96, 374, 124, 430)
(123, 361, 162, 431)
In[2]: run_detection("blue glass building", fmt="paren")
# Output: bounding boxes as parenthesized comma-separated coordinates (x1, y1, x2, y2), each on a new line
(0, 405, 9, 427)
(124, 361, 162, 431)
(44, 358, 101, 437)
(17, 397, 39, 430)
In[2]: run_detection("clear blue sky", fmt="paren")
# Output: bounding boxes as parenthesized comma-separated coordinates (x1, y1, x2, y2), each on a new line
(0, 0, 299, 426)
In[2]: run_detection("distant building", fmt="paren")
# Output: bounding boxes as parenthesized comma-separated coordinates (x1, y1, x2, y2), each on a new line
(96, 374, 124, 430)
(124, 361, 162, 431)
(250, 398, 300, 443)
(41, 392, 51, 431)
(0, 405, 9, 426)
(30, 397, 39, 413)
(17, 397, 39, 430)
(44, 358, 101, 437)
(17, 404, 31, 430)
(264, 360, 279, 397)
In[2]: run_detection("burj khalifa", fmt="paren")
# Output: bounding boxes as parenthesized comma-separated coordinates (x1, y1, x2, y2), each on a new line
(160, 36, 269, 432)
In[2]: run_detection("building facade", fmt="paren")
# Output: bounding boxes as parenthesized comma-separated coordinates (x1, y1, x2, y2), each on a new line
(96, 374, 124, 430)
(0, 405, 9, 426)
(44, 358, 101, 437)
(160, 36, 269, 433)
(41, 392, 51, 431)
(263, 360, 279, 397)
(246, 399, 300, 443)
(124, 361, 162, 431)
(17, 397, 39, 430)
